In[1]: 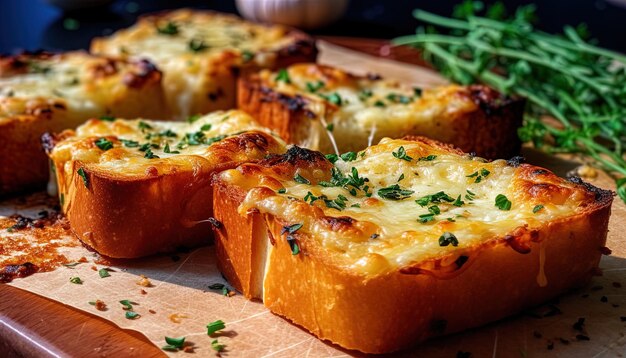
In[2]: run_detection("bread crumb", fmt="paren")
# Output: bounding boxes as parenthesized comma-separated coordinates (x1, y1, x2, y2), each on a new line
(169, 313, 188, 323)
(140, 289, 147, 295)
(149, 309, 156, 314)
(137, 274, 153, 287)
(577, 165, 598, 179)
(94, 300, 107, 311)
(91, 265, 97, 271)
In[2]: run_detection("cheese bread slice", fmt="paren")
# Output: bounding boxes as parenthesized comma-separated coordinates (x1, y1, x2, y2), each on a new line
(212, 136, 612, 353)
(0, 51, 169, 196)
(91, 9, 317, 118)
(238, 63, 524, 158)
(46, 110, 285, 258)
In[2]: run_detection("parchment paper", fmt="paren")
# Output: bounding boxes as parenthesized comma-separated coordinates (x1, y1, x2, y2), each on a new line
(2, 41, 626, 357)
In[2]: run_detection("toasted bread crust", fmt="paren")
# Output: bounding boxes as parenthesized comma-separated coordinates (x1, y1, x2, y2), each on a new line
(237, 64, 524, 158)
(212, 136, 613, 353)
(0, 52, 169, 197)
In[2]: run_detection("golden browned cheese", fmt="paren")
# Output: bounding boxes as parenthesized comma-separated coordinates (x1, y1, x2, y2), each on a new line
(47, 110, 286, 258)
(0, 51, 169, 196)
(213, 136, 612, 353)
(238, 63, 524, 158)
(91, 9, 317, 118)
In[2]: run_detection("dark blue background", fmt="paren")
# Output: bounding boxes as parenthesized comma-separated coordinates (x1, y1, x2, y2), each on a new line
(1, 0, 625, 54)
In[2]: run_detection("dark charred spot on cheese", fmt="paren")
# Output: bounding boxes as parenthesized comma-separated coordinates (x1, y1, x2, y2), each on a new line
(321, 216, 356, 231)
(0, 262, 38, 283)
(467, 84, 522, 115)
(279, 93, 307, 112)
(261, 146, 329, 169)
(221, 131, 273, 154)
(366, 73, 382, 81)
(41, 132, 59, 154)
(568, 176, 615, 202)
(507, 156, 525, 167)
(91, 58, 119, 78)
(504, 234, 532, 254)
(278, 38, 318, 59)
(123, 59, 162, 88)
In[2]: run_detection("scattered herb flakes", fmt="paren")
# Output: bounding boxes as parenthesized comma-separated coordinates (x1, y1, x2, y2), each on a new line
(373, 100, 386, 107)
(418, 213, 435, 223)
(277, 188, 287, 194)
(94, 138, 114, 151)
(413, 87, 423, 96)
(428, 205, 441, 215)
(466, 168, 490, 183)
(120, 139, 139, 148)
(211, 339, 225, 352)
(189, 38, 209, 52)
(294, 173, 310, 184)
(378, 184, 414, 200)
(495, 194, 512, 211)
(63, 262, 82, 268)
(392, 146, 413, 162)
(453, 195, 465, 207)
(418, 155, 437, 161)
(98, 268, 111, 278)
(306, 80, 325, 93)
(119, 300, 134, 311)
(144, 148, 159, 159)
(125, 311, 140, 319)
(241, 50, 254, 62)
(275, 68, 291, 83)
(77, 168, 89, 188)
(416, 191, 454, 206)
(162, 336, 185, 351)
(281, 223, 303, 235)
(340, 151, 357, 162)
(163, 143, 180, 154)
(358, 89, 373, 101)
(156, 21, 179, 35)
(288, 237, 300, 255)
(100, 115, 115, 121)
(325, 153, 339, 164)
(398, 173, 405, 182)
(386, 93, 412, 104)
(465, 189, 476, 201)
(533, 204, 544, 213)
(138, 121, 153, 131)
(206, 319, 226, 335)
(187, 114, 201, 123)
(321, 92, 343, 106)
(69, 276, 83, 284)
(439, 232, 459, 247)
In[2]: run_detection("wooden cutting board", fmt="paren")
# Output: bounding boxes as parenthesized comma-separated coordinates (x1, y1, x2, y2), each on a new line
(1, 37, 625, 358)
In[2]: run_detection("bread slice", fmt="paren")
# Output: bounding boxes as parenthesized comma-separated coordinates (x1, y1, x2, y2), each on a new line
(212, 136, 612, 353)
(237, 63, 524, 158)
(91, 9, 317, 118)
(46, 110, 285, 258)
(0, 51, 169, 196)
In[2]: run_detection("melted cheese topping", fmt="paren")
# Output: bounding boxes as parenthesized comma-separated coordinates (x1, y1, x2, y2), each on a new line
(231, 138, 594, 276)
(259, 64, 477, 153)
(51, 110, 281, 178)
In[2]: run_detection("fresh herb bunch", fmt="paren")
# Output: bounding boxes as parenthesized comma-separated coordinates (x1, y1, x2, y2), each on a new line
(393, 1, 626, 202)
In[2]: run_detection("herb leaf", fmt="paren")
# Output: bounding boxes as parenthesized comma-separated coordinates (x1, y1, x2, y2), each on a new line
(392, 146, 413, 162)
(125, 311, 140, 319)
(156, 21, 178, 35)
(275, 68, 291, 83)
(98, 268, 111, 278)
(207, 319, 226, 335)
(533, 204, 544, 213)
(95, 138, 113, 151)
(164, 336, 185, 349)
(439, 232, 459, 247)
(294, 173, 310, 184)
(77, 168, 89, 188)
(495, 194, 512, 211)
(69, 276, 82, 284)
(378, 184, 414, 200)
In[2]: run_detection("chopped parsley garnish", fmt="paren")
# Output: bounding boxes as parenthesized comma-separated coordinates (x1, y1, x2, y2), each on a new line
(392, 146, 413, 162)
(281, 223, 302, 255)
(138, 121, 153, 132)
(325, 153, 339, 164)
(187, 114, 201, 123)
(294, 173, 310, 184)
(533, 204, 544, 213)
(418, 213, 435, 223)
(373, 100, 386, 107)
(206, 320, 226, 335)
(439, 232, 459, 247)
(288, 239, 300, 255)
(125, 311, 140, 319)
(189, 38, 208, 52)
(303, 191, 319, 204)
(325, 194, 347, 210)
(386, 93, 412, 104)
(398, 173, 405, 182)
(163, 143, 180, 154)
(63, 262, 81, 268)
(205, 134, 227, 145)
(378, 184, 414, 200)
(211, 339, 225, 352)
(466, 168, 491, 183)
(495, 194, 512, 211)
(69, 276, 83, 284)
(340, 151, 357, 162)
(144, 148, 159, 159)
(358, 89, 373, 101)
(94, 138, 113, 151)
(418, 155, 437, 161)
(465, 189, 476, 201)
(99, 115, 115, 121)
(120, 139, 139, 148)
(453, 195, 465, 207)
(413, 87, 423, 96)
(281, 223, 303, 235)
(275, 68, 291, 83)
(306, 80, 325, 93)
(241, 50, 254, 62)
(277, 188, 286, 194)
(77, 168, 89, 188)
(325, 123, 334, 132)
(139, 143, 158, 152)
(162, 336, 185, 351)
(428, 205, 441, 215)
(156, 21, 179, 35)
(184, 131, 205, 145)
(447, 217, 456, 222)
(416, 191, 454, 206)
(119, 300, 133, 310)
(321, 92, 343, 106)
(98, 268, 111, 278)
(209, 283, 232, 296)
